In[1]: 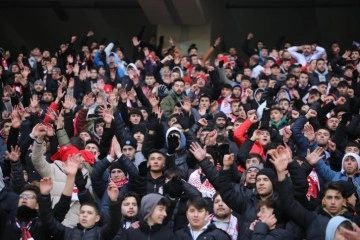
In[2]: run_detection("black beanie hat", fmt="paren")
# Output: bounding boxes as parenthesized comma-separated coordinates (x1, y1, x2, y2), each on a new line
(109, 161, 128, 176)
(256, 168, 277, 188)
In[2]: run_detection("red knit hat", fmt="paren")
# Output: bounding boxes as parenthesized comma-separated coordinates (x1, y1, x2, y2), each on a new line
(79, 150, 95, 165)
(183, 76, 192, 85)
(51, 145, 79, 162)
(104, 84, 113, 94)
(196, 74, 208, 84)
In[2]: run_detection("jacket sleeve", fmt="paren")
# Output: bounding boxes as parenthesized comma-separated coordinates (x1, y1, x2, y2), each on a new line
(100, 199, 122, 240)
(52, 194, 71, 222)
(75, 108, 89, 134)
(277, 177, 316, 229)
(287, 46, 306, 66)
(233, 119, 252, 146)
(91, 156, 112, 199)
(118, 155, 139, 179)
(287, 160, 309, 199)
(38, 194, 66, 238)
(63, 110, 75, 139)
(31, 141, 52, 177)
(290, 115, 309, 158)
(199, 158, 222, 190)
(217, 169, 247, 214)
(237, 138, 256, 163)
(181, 180, 201, 198)
(43, 102, 59, 125)
(160, 96, 173, 120)
(10, 160, 26, 194)
(314, 160, 338, 182)
(56, 128, 71, 147)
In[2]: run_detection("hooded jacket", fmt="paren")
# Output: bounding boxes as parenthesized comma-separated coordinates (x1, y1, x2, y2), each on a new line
(175, 223, 231, 240)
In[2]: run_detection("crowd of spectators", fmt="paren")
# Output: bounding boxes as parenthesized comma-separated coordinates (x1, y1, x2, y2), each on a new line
(0, 29, 360, 240)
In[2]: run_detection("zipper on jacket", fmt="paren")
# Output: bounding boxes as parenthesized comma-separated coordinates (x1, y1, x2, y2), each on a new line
(154, 184, 156, 192)
(81, 229, 86, 240)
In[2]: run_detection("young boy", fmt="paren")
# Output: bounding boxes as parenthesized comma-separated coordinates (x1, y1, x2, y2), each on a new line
(175, 196, 231, 240)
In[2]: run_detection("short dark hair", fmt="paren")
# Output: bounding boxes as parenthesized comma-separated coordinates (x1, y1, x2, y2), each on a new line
(345, 141, 360, 150)
(324, 181, 346, 198)
(120, 191, 140, 206)
(164, 168, 184, 179)
(186, 196, 209, 211)
(20, 185, 40, 201)
(173, 78, 185, 85)
(247, 153, 263, 163)
(81, 201, 100, 215)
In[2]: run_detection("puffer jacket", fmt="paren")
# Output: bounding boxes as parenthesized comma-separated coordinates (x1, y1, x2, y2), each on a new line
(31, 141, 92, 227)
(125, 221, 175, 240)
(39, 194, 121, 240)
(175, 223, 231, 240)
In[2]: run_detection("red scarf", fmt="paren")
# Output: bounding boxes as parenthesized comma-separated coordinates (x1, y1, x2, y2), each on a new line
(15, 218, 35, 240)
(112, 177, 129, 189)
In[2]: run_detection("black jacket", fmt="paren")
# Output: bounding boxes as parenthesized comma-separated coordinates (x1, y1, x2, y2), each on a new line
(175, 223, 231, 240)
(39, 194, 121, 240)
(125, 221, 175, 240)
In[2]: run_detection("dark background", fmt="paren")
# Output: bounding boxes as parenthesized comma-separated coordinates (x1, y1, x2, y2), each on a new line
(0, 0, 359, 57)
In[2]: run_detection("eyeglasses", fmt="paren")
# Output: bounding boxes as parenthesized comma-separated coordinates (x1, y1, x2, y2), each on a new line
(19, 194, 36, 200)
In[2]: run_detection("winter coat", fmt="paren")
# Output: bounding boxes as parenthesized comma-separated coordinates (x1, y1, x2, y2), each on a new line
(125, 221, 175, 240)
(175, 223, 231, 240)
(278, 177, 353, 240)
(31, 141, 92, 227)
(160, 91, 185, 119)
(39, 194, 121, 240)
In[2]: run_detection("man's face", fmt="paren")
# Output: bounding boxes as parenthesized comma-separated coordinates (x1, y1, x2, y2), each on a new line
(122, 146, 136, 159)
(110, 168, 126, 181)
(133, 131, 145, 144)
(186, 206, 209, 230)
(95, 123, 104, 136)
(221, 88, 232, 98)
(351, 51, 360, 61)
(338, 86, 348, 95)
(145, 76, 156, 87)
(191, 56, 198, 65)
(244, 68, 252, 77)
(343, 156, 358, 175)
(303, 45, 312, 56)
(213, 195, 232, 220)
(281, 60, 291, 71)
(42, 92, 53, 102)
(238, 106, 247, 119)
(326, 118, 339, 131)
(18, 190, 38, 209)
(241, 80, 251, 89)
(121, 196, 138, 218)
(286, 77, 296, 88)
(34, 82, 44, 92)
(279, 101, 290, 113)
(85, 143, 100, 159)
(246, 157, 261, 169)
(148, 205, 167, 225)
(256, 175, 273, 197)
(171, 72, 180, 82)
(298, 73, 309, 86)
(216, 117, 226, 129)
(196, 77, 206, 88)
(79, 205, 100, 228)
(172, 106, 182, 115)
(329, 77, 340, 88)
(258, 79, 268, 89)
(90, 69, 98, 79)
(345, 146, 360, 155)
(316, 129, 331, 146)
(316, 60, 326, 72)
(79, 132, 91, 142)
(246, 168, 259, 185)
(290, 67, 301, 78)
(232, 87, 242, 97)
(317, 84, 327, 95)
(257, 205, 274, 221)
(172, 81, 185, 96)
(323, 190, 345, 215)
(199, 97, 210, 109)
(199, 130, 210, 144)
(231, 102, 240, 116)
(224, 69, 232, 78)
(148, 153, 165, 172)
(130, 114, 141, 125)
(140, 109, 149, 121)
(259, 131, 271, 146)
(270, 109, 283, 122)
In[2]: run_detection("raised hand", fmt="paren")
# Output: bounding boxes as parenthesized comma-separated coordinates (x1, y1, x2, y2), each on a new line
(10, 106, 22, 128)
(83, 93, 95, 108)
(86, 30, 95, 37)
(56, 111, 64, 129)
(32, 123, 47, 141)
(181, 97, 192, 112)
(335, 96, 346, 106)
(30, 94, 40, 109)
(100, 107, 114, 125)
(250, 129, 262, 141)
(64, 155, 80, 176)
(5, 145, 21, 162)
(169, 36, 174, 46)
(305, 109, 317, 119)
(45, 124, 55, 137)
(132, 36, 140, 47)
(213, 37, 221, 48)
(303, 124, 315, 143)
(167, 134, 180, 154)
(46, 107, 58, 122)
(268, 146, 291, 179)
(149, 94, 160, 108)
(107, 180, 120, 201)
(62, 95, 76, 110)
(282, 127, 292, 140)
(204, 129, 218, 146)
(262, 214, 277, 230)
(306, 147, 325, 165)
(39, 177, 53, 195)
(189, 142, 207, 162)
(223, 153, 234, 170)
(198, 118, 208, 127)
(56, 86, 66, 102)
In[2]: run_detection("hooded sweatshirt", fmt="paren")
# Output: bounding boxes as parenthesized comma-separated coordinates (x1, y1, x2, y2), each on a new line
(325, 216, 353, 240)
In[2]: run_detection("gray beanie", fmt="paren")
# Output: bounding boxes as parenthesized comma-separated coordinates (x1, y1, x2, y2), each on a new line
(141, 193, 166, 221)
